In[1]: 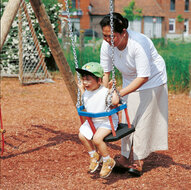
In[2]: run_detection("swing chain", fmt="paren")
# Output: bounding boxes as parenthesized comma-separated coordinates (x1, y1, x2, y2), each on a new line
(109, 0, 115, 90)
(65, 0, 82, 107)
(105, 0, 125, 111)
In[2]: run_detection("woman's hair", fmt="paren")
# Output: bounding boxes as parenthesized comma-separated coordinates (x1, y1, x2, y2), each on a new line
(100, 12, 129, 34)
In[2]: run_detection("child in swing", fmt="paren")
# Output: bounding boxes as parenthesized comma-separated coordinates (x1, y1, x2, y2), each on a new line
(76, 62, 119, 178)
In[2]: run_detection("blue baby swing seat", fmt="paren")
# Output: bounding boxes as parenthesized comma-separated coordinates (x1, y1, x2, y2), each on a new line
(77, 104, 135, 142)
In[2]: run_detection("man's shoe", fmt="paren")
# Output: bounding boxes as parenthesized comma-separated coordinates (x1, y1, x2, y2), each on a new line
(100, 158, 116, 178)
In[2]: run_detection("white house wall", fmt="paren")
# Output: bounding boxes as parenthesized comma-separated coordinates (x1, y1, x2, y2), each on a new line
(128, 19, 141, 33)
(144, 17, 162, 38)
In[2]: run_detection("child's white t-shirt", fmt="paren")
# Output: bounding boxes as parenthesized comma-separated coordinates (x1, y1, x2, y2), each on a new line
(100, 30, 167, 90)
(80, 85, 118, 140)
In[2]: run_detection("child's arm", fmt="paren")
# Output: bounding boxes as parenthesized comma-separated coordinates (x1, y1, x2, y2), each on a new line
(78, 82, 85, 94)
(107, 79, 119, 106)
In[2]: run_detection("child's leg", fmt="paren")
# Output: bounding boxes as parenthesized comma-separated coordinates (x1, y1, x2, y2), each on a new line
(79, 132, 95, 152)
(92, 128, 111, 157)
(93, 128, 116, 178)
(79, 132, 100, 173)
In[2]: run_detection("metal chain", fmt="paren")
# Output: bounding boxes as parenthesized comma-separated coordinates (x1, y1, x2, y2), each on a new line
(107, 0, 125, 109)
(65, 0, 82, 107)
(109, 0, 115, 84)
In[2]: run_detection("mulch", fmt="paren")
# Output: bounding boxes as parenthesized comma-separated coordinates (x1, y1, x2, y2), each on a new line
(0, 77, 191, 190)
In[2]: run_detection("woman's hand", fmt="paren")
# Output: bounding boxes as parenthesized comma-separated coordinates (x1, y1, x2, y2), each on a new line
(112, 90, 120, 106)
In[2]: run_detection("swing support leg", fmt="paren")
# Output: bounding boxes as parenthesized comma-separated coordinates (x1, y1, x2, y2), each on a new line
(108, 116, 116, 136)
(79, 116, 84, 124)
(87, 117, 96, 134)
(124, 108, 131, 128)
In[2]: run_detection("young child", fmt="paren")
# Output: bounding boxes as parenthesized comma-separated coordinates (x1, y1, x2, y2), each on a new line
(76, 62, 119, 178)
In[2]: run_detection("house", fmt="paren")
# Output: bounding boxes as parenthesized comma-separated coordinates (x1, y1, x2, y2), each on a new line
(58, 0, 91, 34)
(114, 0, 166, 38)
(159, 0, 191, 39)
(59, 0, 191, 39)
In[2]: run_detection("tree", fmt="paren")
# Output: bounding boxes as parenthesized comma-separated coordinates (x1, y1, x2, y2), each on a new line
(177, 14, 184, 42)
(123, 0, 142, 22)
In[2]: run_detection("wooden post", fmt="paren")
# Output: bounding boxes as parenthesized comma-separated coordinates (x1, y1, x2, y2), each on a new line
(0, 0, 22, 51)
(18, 5, 24, 83)
(29, 0, 78, 106)
(189, 64, 191, 97)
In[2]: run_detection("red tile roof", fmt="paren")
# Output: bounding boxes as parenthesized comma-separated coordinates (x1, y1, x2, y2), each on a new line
(89, 0, 110, 15)
(90, 0, 165, 17)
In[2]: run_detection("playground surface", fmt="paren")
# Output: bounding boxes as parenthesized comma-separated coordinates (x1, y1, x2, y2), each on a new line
(1, 77, 191, 190)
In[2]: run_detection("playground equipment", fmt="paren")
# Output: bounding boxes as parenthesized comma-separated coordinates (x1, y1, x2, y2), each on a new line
(1, 0, 52, 84)
(0, 0, 79, 154)
(18, 0, 52, 84)
(65, 0, 135, 142)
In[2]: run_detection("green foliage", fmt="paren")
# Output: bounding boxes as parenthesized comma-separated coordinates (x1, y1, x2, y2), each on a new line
(63, 44, 101, 74)
(156, 40, 191, 93)
(123, 0, 142, 21)
(65, 38, 191, 93)
(165, 56, 190, 93)
(0, 1, 62, 72)
(177, 14, 184, 23)
(25, 0, 59, 6)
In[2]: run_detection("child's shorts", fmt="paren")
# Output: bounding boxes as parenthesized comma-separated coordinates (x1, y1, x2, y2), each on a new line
(79, 117, 118, 140)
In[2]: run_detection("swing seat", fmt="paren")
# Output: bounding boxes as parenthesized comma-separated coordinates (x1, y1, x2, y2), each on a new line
(77, 104, 135, 142)
(104, 123, 135, 142)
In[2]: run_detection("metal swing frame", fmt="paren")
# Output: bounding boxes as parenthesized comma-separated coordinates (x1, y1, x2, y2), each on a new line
(64, 0, 135, 142)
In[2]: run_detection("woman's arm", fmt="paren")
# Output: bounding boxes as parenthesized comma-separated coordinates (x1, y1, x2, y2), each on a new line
(120, 77, 148, 96)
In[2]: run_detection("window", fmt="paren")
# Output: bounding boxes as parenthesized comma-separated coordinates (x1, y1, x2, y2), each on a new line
(185, 0, 189, 11)
(184, 19, 189, 34)
(72, 0, 76, 8)
(170, 0, 175, 11)
(169, 19, 175, 33)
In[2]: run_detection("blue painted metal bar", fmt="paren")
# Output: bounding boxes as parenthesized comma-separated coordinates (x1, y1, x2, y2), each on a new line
(77, 104, 127, 118)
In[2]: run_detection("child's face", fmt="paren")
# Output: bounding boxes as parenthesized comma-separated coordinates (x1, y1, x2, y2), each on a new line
(82, 75, 101, 91)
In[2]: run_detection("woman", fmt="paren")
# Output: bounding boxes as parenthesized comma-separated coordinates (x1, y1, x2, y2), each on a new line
(99, 12, 168, 176)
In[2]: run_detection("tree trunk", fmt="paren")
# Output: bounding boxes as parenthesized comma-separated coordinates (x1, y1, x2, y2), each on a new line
(29, 0, 78, 106)
(0, 0, 22, 50)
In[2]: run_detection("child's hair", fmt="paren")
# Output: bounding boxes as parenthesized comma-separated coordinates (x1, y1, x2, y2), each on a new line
(100, 12, 129, 34)
(81, 73, 100, 82)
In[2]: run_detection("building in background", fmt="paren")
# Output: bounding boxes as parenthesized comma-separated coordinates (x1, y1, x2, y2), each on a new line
(59, 0, 90, 35)
(159, 0, 191, 39)
(58, 0, 191, 40)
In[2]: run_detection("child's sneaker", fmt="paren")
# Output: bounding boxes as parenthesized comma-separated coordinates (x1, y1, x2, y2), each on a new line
(89, 152, 100, 173)
(100, 157, 116, 178)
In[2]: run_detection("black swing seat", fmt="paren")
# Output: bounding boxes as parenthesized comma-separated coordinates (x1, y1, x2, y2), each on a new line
(104, 123, 135, 142)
